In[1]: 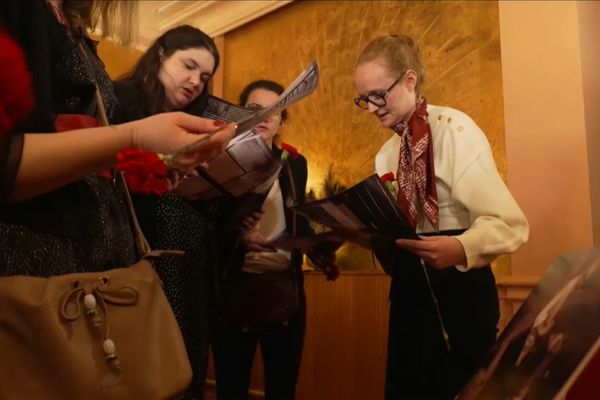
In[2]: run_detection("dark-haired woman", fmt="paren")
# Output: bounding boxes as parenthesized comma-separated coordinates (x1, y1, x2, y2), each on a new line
(0, 1, 233, 397)
(113, 25, 223, 400)
(212, 80, 318, 400)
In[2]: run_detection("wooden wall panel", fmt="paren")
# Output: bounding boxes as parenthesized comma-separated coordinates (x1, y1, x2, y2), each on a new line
(207, 272, 537, 399)
(207, 272, 391, 399)
(97, 40, 142, 80)
(297, 272, 390, 400)
(495, 274, 539, 332)
(223, 1, 505, 189)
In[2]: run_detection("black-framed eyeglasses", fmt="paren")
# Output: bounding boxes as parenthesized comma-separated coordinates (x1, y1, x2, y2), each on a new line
(354, 74, 404, 110)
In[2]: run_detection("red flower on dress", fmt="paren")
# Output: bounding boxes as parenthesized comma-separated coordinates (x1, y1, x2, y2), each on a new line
(0, 29, 34, 134)
(280, 143, 299, 161)
(379, 171, 397, 196)
(380, 172, 395, 182)
(116, 149, 169, 195)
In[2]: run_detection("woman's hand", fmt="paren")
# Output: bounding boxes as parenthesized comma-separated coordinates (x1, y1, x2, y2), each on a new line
(241, 210, 264, 231)
(122, 112, 235, 167)
(165, 167, 202, 192)
(307, 244, 340, 281)
(306, 245, 336, 269)
(395, 235, 467, 269)
(243, 229, 276, 253)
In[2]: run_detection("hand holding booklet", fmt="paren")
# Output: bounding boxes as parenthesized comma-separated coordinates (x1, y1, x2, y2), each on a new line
(169, 61, 319, 202)
(291, 174, 418, 249)
(268, 231, 345, 253)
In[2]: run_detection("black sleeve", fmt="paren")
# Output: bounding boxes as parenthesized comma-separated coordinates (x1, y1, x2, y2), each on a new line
(0, 2, 56, 200)
(209, 197, 245, 279)
(0, 133, 24, 201)
(1, 2, 55, 134)
(295, 155, 314, 237)
(371, 236, 419, 278)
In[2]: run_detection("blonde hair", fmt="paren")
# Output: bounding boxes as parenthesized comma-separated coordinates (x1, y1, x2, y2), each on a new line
(63, 0, 138, 46)
(357, 34, 426, 92)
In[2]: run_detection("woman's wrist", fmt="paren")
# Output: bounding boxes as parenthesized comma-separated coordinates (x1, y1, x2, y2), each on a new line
(112, 122, 135, 150)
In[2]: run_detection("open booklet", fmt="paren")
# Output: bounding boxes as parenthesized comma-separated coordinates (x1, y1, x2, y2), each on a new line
(171, 130, 282, 200)
(291, 174, 418, 247)
(170, 61, 319, 201)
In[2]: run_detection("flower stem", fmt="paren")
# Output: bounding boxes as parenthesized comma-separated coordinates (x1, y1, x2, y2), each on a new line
(420, 259, 451, 352)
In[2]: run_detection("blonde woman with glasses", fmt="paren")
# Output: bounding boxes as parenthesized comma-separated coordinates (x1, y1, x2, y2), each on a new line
(354, 34, 529, 399)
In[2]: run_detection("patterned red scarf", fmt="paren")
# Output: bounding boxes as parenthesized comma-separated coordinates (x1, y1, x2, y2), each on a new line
(393, 96, 439, 231)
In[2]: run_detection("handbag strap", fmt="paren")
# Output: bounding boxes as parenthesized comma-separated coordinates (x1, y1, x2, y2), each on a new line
(77, 41, 152, 257)
(95, 86, 152, 257)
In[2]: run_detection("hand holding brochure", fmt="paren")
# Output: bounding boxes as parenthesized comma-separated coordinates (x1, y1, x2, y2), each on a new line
(233, 61, 319, 135)
(170, 61, 319, 201)
(291, 174, 418, 247)
(269, 231, 345, 253)
(197, 60, 318, 135)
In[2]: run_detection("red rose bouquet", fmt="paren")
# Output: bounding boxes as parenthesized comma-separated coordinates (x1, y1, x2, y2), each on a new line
(115, 149, 170, 195)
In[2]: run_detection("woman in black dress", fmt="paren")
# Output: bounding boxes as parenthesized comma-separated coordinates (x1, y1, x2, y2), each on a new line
(0, 2, 233, 396)
(113, 25, 226, 400)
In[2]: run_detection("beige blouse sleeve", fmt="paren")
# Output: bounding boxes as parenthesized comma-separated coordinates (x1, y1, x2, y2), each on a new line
(448, 114, 529, 269)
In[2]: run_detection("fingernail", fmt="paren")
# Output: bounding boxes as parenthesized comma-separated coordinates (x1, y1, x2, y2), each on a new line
(213, 120, 225, 127)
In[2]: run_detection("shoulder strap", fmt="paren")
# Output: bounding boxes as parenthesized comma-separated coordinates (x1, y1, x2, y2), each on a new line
(78, 41, 152, 258)
(95, 86, 152, 257)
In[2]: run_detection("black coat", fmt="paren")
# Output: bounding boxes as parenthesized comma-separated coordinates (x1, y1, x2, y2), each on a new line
(272, 146, 313, 279)
(221, 145, 313, 285)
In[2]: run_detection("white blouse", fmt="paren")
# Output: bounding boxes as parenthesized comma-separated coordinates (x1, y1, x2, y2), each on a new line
(375, 105, 529, 270)
(243, 179, 291, 273)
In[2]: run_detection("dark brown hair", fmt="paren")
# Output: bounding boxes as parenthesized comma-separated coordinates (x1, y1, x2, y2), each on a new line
(238, 80, 288, 123)
(118, 25, 219, 116)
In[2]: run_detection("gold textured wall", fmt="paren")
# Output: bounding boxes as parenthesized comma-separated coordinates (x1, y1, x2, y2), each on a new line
(224, 0, 505, 183)
(223, 0, 508, 273)
(97, 39, 142, 80)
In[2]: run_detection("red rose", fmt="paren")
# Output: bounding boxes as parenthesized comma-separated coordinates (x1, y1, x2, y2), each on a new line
(0, 29, 34, 134)
(280, 143, 299, 160)
(52, 114, 169, 194)
(116, 149, 169, 195)
(324, 262, 340, 282)
(117, 149, 168, 176)
(380, 172, 395, 182)
(119, 168, 168, 195)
